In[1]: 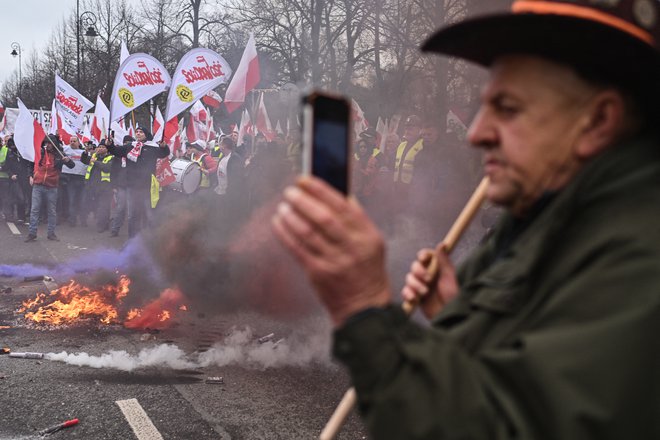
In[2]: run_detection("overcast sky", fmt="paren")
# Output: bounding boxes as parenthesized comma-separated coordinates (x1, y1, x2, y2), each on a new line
(0, 0, 140, 91)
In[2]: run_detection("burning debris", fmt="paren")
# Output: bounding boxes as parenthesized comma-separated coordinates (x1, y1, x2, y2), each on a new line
(18, 276, 131, 326)
(15, 276, 187, 330)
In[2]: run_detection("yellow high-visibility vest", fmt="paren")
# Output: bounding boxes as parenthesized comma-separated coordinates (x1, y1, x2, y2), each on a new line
(84, 153, 113, 182)
(393, 138, 423, 184)
(0, 146, 8, 178)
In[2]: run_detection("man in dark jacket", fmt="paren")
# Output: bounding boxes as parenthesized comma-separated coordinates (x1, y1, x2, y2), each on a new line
(4, 137, 33, 224)
(107, 127, 169, 238)
(272, 1, 660, 438)
(81, 143, 114, 233)
(25, 135, 74, 242)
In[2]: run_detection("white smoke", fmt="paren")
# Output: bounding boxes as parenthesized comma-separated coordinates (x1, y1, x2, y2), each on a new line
(198, 326, 332, 369)
(45, 325, 333, 371)
(46, 344, 197, 372)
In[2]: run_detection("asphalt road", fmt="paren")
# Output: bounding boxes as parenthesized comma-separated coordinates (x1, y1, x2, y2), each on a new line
(0, 218, 367, 440)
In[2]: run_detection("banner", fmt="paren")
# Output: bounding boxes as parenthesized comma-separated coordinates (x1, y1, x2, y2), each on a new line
(110, 53, 171, 122)
(165, 48, 232, 121)
(155, 158, 176, 186)
(55, 74, 94, 131)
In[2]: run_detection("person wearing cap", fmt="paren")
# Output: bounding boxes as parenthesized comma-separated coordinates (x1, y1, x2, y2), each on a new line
(272, 1, 660, 438)
(106, 127, 169, 238)
(25, 135, 74, 242)
(186, 140, 218, 193)
(392, 114, 424, 194)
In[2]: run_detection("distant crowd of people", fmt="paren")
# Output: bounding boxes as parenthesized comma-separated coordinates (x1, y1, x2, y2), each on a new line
(0, 115, 478, 244)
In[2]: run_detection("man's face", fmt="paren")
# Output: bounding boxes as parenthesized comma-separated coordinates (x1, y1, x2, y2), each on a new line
(468, 56, 596, 216)
(135, 129, 146, 142)
(421, 127, 439, 144)
(70, 138, 81, 149)
(403, 124, 421, 142)
(96, 145, 107, 156)
(230, 131, 238, 142)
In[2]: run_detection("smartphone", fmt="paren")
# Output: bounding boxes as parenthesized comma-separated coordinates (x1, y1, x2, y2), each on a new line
(302, 91, 351, 195)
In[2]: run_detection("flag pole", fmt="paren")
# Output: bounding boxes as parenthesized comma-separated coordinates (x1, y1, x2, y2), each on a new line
(43, 133, 66, 159)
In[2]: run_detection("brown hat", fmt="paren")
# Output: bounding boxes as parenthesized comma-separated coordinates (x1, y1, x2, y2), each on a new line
(422, 0, 660, 99)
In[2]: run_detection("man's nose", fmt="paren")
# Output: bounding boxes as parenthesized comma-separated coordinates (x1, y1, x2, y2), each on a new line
(467, 109, 497, 149)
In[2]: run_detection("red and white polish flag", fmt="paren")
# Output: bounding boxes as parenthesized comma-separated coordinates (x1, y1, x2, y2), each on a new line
(14, 98, 46, 163)
(224, 33, 260, 113)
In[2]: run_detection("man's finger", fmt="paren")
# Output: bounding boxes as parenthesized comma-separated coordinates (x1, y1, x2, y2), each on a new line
(276, 202, 332, 256)
(283, 185, 346, 243)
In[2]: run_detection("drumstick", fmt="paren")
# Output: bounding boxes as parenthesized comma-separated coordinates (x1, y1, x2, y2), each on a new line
(319, 176, 490, 440)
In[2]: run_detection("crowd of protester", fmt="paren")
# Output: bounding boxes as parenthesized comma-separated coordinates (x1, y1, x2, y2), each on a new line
(0, 116, 479, 244)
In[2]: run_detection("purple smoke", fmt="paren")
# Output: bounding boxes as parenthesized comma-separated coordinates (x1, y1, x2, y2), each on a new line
(0, 238, 163, 282)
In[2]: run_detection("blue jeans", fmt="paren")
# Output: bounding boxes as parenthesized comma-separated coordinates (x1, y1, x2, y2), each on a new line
(29, 185, 58, 236)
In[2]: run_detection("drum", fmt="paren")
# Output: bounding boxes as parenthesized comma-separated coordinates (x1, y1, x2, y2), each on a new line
(169, 158, 201, 194)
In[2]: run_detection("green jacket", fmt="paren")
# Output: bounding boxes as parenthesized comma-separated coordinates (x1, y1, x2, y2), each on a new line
(334, 135, 660, 439)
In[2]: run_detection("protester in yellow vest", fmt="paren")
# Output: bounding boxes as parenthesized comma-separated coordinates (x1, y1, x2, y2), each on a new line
(392, 115, 424, 221)
(393, 115, 424, 186)
(81, 144, 114, 233)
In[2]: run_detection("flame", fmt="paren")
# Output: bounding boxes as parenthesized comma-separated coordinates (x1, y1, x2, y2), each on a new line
(179, 305, 188, 311)
(19, 276, 131, 326)
(18, 276, 186, 330)
(124, 287, 185, 330)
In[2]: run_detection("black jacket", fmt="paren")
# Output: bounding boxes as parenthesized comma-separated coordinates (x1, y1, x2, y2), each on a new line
(107, 141, 169, 189)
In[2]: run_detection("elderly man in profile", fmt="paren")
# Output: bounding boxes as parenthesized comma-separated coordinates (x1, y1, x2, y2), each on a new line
(272, 1, 660, 438)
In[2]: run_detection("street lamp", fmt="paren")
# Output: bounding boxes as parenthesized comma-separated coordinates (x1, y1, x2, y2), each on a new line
(10, 42, 22, 96)
(76, 0, 98, 88)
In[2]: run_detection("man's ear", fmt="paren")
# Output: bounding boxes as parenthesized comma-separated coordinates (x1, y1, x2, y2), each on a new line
(575, 90, 627, 159)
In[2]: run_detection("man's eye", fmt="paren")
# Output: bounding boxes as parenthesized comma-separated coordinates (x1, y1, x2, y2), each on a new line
(495, 102, 519, 116)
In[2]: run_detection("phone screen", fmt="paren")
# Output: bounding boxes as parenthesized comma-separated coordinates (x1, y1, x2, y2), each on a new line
(303, 92, 351, 195)
(313, 119, 349, 195)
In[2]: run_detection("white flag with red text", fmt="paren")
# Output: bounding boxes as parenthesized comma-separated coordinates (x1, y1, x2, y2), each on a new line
(165, 48, 232, 121)
(110, 53, 171, 122)
(224, 33, 260, 113)
(55, 74, 94, 131)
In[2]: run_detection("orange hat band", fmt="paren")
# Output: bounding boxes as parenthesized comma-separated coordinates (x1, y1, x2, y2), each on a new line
(512, 0, 654, 45)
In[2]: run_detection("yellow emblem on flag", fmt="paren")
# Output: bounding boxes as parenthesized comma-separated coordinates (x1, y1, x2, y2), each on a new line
(150, 174, 160, 208)
(119, 88, 135, 108)
(176, 85, 194, 103)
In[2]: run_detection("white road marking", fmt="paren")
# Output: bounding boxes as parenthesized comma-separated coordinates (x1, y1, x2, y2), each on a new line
(115, 398, 164, 440)
(7, 222, 20, 235)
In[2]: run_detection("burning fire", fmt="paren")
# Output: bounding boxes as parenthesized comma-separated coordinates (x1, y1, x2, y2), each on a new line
(124, 287, 184, 329)
(18, 276, 187, 329)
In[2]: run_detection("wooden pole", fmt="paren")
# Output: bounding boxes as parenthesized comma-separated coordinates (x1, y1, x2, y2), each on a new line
(319, 176, 490, 440)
